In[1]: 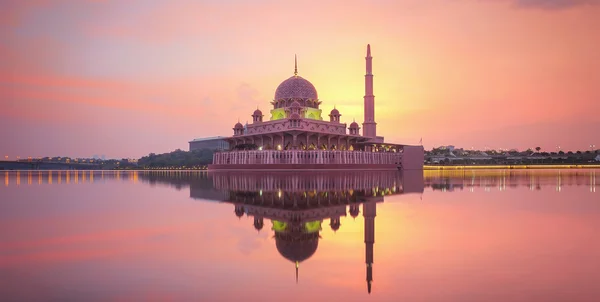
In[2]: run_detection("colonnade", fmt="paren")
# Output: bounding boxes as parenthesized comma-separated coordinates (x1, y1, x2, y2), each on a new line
(212, 171, 403, 192)
(213, 150, 402, 165)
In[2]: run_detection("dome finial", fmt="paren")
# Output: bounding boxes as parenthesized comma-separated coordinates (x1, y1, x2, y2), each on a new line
(294, 54, 298, 76)
(295, 261, 299, 284)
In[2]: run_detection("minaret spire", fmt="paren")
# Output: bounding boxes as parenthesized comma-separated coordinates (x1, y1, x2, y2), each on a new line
(294, 54, 298, 76)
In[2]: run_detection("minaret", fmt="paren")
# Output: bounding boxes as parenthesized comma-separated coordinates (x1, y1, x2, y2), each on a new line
(363, 201, 376, 294)
(363, 44, 377, 138)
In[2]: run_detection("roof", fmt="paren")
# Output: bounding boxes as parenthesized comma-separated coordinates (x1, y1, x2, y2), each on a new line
(189, 136, 228, 142)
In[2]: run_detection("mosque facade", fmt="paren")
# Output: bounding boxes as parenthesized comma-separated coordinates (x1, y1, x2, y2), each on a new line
(208, 45, 423, 170)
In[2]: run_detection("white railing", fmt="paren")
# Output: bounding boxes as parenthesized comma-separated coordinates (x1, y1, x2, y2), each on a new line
(213, 150, 402, 165)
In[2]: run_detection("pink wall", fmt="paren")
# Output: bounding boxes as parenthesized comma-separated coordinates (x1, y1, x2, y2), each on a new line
(402, 145, 425, 170)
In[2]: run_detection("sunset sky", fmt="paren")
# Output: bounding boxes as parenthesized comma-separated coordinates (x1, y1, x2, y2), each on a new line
(2, 0, 599, 158)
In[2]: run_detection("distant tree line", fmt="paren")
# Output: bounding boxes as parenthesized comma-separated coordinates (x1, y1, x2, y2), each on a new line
(137, 149, 214, 169)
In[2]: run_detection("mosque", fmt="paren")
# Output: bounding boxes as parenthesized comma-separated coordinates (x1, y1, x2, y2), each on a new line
(207, 45, 424, 170)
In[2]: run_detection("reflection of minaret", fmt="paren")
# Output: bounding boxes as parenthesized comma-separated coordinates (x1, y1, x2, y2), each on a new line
(363, 202, 376, 294)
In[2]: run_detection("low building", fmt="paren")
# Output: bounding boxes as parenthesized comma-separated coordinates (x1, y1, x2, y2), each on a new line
(189, 136, 229, 151)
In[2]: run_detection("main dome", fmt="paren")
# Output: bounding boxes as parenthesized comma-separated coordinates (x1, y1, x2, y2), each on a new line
(274, 75, 318, 101)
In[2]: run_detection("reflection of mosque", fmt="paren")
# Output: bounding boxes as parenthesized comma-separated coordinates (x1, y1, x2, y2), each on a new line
(140, 170, 424, 294)
(5, 170, 596, 193)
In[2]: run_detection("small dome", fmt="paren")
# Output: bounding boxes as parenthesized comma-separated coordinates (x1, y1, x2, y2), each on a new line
(234, 122, 244, 129)
(253, 109, 262, 116)
(289, 113, 301, 120)
(275, 76, 318, 101)
(349, 121, 359, 128)
(330, 108, 340, 116)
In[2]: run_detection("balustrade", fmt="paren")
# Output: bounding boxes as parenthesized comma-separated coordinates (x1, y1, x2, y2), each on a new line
(213, 150, 402, 165)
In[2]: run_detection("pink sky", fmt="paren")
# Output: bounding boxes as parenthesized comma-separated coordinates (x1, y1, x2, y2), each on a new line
(2, 0, 599, 158)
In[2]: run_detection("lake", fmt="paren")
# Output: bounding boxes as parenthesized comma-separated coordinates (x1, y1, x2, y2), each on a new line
(1, 169, 598, 301)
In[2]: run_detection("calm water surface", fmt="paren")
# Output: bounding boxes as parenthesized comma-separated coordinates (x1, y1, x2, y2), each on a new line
(0, 169, 598, 301)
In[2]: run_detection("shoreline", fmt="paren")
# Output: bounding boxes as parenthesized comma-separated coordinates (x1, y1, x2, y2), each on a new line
(2, 164, 600, 172)
(424, 164, 600, 170)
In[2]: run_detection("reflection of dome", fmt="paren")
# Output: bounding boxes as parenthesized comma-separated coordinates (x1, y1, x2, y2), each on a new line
(272, 220, 322, 263)
(275, 76, 318, 101)
(330, 218, 341, 231)
(349, 204, 360, 218)
(254, 217, 264, 231)
(234, 205, 245, 217)
(275, 232, 319, 263)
